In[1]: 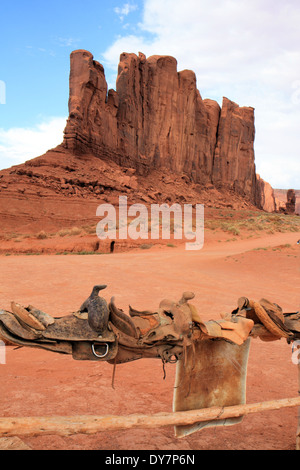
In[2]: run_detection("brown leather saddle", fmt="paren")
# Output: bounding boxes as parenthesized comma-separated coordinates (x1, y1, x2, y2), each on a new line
(0, 288, 296, 365)
(0, 288, 197, 364)
(0, 287, 258, 364)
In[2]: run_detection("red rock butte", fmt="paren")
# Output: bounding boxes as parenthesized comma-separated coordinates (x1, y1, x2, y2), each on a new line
(0, 49, 280, 236)
(63, 50, 270, 208)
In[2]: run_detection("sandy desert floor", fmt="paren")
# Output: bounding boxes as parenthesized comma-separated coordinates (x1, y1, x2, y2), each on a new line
(0, 230, 300, 450)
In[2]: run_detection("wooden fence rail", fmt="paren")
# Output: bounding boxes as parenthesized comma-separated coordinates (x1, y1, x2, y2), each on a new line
(1, 397, 300, 439)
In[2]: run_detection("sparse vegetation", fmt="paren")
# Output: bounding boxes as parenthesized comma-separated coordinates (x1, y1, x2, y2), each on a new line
(252, 243, 295, 253)
(25, 252, 41, 255)
(69, 227, 82, 236)
(205, 211, 300, 236)
(1, 232, 24, 240)
(58, 226, 82, 237)
(81, 225, 96, 235)
(0, 209, 299, 260)
(54, 251, 103, 255)
(73, 251, 103, 255)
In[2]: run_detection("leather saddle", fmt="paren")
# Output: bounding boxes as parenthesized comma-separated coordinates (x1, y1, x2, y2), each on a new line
(0, 287, 256, 365)
(0, 287, 296, 365)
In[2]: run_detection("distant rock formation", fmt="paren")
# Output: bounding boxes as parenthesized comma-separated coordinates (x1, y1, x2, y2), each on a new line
(63, 50, 263, 206)
(274, 189, 299, 215)
(286, 189, 296, 214)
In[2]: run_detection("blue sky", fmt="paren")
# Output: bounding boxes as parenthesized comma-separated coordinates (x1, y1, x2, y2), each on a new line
(0, 0, 147, 128)
(0, 0, 299, 189)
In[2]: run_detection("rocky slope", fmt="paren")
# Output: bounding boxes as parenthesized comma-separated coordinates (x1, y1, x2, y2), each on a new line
(0, 147, 257, 236)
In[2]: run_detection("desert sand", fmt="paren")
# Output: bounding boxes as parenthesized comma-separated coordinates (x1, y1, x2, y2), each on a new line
(0, 230, 299, 450)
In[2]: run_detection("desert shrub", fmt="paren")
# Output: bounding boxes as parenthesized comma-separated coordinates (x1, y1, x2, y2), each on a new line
(82, 225, 96, 234)
(70, 227, 82, 236)
(58, 229, 69, 237)
(36, 230, 47, 239)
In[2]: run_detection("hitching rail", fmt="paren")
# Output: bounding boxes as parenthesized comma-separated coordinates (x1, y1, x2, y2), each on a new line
(0, 397, 300, 439)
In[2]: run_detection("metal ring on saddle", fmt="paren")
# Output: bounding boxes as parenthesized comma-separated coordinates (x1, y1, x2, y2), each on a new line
(168, 356, 179, 364)
(92, 342, 109, 358)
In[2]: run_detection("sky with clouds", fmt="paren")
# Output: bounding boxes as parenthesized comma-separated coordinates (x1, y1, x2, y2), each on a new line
(0, 0, 299, 189)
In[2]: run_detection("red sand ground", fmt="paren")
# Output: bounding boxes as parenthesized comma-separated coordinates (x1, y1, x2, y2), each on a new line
(0, 231, 300, 450)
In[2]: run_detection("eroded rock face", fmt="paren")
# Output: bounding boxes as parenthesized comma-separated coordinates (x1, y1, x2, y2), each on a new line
(64, 51, 221, 181)
(255, 175, 276, 213)
(63, 50, 261, 203)
(212, 98, 256, 201)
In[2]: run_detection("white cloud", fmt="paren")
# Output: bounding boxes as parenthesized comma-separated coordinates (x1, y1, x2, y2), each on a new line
(55, 37, 81, 48)
(103, 0, 300, 189)
(114, 3, 138, 21)
(0, 117, 66, 171)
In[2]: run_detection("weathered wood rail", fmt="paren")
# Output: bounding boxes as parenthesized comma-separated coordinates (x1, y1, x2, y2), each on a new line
(1, 397, 300, 442)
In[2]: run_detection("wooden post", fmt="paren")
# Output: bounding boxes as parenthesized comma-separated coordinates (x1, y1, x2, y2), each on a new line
(0, 397, 300, 438)
(297, 361, 300, 450)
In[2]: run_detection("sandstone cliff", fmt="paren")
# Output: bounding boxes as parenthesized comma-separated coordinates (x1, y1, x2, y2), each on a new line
(255, 175, 276, 213)
(0, 49, 278, 240)
(212, 97, 256, 201)
(63, 50, 261, 205)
